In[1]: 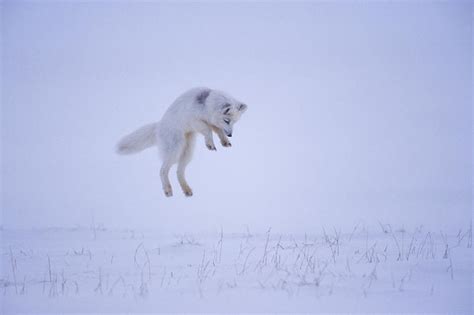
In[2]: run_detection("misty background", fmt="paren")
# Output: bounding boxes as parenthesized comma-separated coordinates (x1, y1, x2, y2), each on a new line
(1, 1, 472, 233)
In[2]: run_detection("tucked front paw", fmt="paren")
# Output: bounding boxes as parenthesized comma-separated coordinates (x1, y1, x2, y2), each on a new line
(221, 140, 232, 147)
(206, 143, 217, 151)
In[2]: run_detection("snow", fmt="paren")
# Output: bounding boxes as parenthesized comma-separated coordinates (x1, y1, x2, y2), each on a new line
(1, 225, 472, 313)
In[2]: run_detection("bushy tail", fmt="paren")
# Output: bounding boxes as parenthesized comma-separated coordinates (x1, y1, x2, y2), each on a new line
(116, 122, 159, 155)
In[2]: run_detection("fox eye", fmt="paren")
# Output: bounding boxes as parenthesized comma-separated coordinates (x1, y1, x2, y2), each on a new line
(222, 104, 231, 115)
(223, 118, 231, 124)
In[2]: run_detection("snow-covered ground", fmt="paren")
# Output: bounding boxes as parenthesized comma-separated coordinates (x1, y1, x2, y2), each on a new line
(1, 224, 472, 314)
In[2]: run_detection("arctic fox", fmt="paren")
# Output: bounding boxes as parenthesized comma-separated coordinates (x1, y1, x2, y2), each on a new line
(116, 87, 247, 197)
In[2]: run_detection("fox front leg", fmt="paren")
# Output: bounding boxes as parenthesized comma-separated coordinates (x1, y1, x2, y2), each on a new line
(211, 126, 231, 147)
(202, 128, 216, 151)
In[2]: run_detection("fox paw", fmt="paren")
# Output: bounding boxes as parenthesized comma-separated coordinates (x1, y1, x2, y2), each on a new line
(183, 187, 193, 197)
(163, 186, 173, 197)
(221, 140, 232, 147)
(206, 143, 217, 151)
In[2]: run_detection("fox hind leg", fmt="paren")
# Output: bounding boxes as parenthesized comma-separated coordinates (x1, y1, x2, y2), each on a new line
(160, 161, 173, 197)
(177, 133, 195, 197)
(158, 131, 186, 197)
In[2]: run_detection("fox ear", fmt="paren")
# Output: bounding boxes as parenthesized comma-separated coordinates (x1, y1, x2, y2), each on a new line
(238, 103, 247, 113)
(196, 89, 211, 105)
(222, 103, 231, 114)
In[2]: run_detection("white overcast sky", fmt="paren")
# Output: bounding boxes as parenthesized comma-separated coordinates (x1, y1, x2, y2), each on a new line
(1, 1, 472, 233)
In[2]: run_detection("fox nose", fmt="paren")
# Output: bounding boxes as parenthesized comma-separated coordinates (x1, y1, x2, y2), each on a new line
(227, 133, 232, 137)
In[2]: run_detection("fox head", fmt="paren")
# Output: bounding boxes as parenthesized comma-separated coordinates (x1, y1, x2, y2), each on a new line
(206, 90, 247, 137)
(216, 102, 247, 137)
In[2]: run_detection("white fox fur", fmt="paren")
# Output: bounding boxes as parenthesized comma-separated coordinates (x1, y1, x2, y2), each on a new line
(116, 123, 158, 154)
(116, 87, 247, 197)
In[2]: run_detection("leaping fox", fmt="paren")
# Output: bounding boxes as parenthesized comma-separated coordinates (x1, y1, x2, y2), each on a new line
(116, 87, 247, 197)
